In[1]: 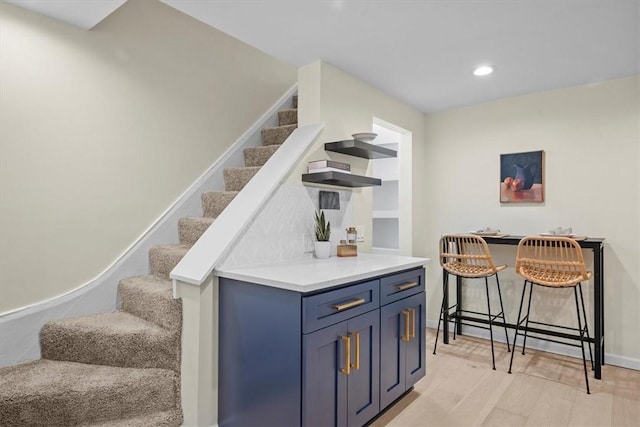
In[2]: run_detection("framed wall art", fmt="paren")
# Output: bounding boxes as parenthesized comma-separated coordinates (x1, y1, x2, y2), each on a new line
(500, 150, 545, 203)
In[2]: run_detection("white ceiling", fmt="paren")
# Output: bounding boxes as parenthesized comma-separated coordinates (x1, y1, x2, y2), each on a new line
(6, 0, 640, 112)
(3, 0, 126, 30)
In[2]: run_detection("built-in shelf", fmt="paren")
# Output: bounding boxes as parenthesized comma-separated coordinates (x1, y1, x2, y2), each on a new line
(302, 171, 382, 188)
(325, 140, 397, 159)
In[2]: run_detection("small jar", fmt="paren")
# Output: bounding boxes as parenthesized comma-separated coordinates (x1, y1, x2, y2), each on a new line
(346, 227, 357, 245)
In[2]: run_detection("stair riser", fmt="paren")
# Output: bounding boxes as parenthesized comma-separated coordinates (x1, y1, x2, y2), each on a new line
(201, 191, 238, 218)
(243, 145, 279, 167)
(224, 168, 260, 192)
(278, 109, 297, 126)
(40, 324, 180, 371)
(178, 218, 214, 246)
(261, 124, 296, 146)
(118, 279, 182, 332)
(149, 246, 188, 279)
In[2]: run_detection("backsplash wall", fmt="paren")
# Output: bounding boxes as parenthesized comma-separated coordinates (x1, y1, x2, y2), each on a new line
(219, 183, 353, 269)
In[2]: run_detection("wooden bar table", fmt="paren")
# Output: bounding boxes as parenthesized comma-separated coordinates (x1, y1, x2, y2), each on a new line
(442, 235, 605, 379)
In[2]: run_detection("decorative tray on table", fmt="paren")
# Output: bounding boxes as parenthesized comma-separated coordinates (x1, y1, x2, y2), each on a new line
(539, 233, 588, 241)
(470, 228, 505, 237)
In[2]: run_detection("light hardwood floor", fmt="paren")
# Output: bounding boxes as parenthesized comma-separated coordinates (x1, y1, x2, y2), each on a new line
(371, 329, 640, 427)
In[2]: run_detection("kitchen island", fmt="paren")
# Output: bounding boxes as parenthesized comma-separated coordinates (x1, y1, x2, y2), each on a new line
(215, 253, 431, 427)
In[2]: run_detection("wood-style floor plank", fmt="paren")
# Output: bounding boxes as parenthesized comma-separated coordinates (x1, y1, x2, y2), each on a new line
(371, 329, 640, 427)
(524, 379, 577, 426)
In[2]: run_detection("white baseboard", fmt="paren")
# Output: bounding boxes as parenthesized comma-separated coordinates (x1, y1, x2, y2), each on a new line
(0, 85, 298, 367)
(180, 423, 218, 427)
(426, 320, 640, 371)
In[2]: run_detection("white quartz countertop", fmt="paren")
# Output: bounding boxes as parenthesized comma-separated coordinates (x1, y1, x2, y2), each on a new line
(215, 253, 431, 293)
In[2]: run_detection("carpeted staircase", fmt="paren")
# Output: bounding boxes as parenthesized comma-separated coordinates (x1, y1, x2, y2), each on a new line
(0, 97, 298, 426)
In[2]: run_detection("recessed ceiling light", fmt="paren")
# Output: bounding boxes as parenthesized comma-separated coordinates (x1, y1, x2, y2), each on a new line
(473, 65, 494, 77)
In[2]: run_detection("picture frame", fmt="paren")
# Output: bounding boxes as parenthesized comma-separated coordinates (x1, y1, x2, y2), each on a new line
(500, 150, 545, 203)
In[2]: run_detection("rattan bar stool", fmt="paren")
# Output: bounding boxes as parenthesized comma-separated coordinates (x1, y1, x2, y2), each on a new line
(508, 236, 594, 394)
(433, 234, 510, 370)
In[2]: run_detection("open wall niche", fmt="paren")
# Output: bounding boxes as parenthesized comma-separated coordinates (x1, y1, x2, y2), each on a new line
(371, 122, 403, 254)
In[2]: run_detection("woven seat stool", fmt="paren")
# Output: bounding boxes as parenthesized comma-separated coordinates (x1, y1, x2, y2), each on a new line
(508, 236, 594, 394)
(433, 234, 510, 370)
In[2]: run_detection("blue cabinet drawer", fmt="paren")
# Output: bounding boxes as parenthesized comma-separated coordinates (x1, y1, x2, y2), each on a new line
(380, 268, 425, 306)
(303, 280, 379, 334)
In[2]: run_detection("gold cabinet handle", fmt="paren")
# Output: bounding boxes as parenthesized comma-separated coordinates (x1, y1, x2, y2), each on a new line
(409, 308, 416, 339)
(396, 281, 419, 291)
(350, 332, 360, 370)
(340, 335, 351, 375)
(333, 298, 366, 311)
(401, 310, 411, 341)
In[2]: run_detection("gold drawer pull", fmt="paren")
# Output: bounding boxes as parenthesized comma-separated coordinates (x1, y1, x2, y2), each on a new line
(333, 298, 366, 311)
(340, 335, 351, 375)
(395, 281, 419, 291)
(350, 332, 360, 370)
(401, 310, 411, 341)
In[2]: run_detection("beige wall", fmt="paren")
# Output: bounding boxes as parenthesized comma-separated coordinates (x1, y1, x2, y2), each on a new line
(293, 61, 426, 252)
(420, 76, 640, 361)
(0, 0, 296, 312)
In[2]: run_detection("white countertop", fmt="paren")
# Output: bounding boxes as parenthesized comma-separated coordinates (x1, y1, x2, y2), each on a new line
(215, 253, 431, 293)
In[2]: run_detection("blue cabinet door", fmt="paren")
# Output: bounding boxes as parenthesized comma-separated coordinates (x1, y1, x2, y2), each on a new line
(303, 310, 380, 427)
(346, 309, 380, 427)
(379, 298, 407, 409)
(404, 293, 426, 389)
(379, 292, 426, 409)
(303, 322, 348, 427)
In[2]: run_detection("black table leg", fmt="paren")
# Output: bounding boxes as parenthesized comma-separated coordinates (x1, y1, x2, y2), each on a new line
(594, 244, 604, 379)
(456, 275, 463, 336)
(443, 270, 449, 344)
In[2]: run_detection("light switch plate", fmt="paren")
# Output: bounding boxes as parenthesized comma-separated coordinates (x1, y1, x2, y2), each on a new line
(356, 225, 365, 242)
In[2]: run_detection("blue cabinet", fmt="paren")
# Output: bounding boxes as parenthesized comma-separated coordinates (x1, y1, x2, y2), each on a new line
(218, 267, 425, 427)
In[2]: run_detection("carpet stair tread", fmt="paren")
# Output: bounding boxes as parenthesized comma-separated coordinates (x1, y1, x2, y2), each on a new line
(278, 108, 297, 126)
(0, 359, 178, 426)
(223, 166, 261, 192)
(243, 144, 280, 167)
(261, 124, 296, 146)
(178, 216, 215, 246)
(201, 191, 238, 218)
(118, 275, 181, 332)
(41, 311, 179, 371)
(149, 243, 190, 279)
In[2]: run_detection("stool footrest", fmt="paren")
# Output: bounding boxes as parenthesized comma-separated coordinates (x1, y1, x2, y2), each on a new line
(514, 331, 590, 350)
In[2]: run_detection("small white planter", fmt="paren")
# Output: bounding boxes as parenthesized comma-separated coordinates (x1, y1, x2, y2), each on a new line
(314, 241, 331, 259)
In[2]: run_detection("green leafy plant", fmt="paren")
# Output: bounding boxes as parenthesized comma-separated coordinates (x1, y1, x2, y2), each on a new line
(314, 210, 331, 242)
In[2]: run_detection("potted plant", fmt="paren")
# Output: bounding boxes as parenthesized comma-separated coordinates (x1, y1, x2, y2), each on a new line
(314, 210, 331, 259)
